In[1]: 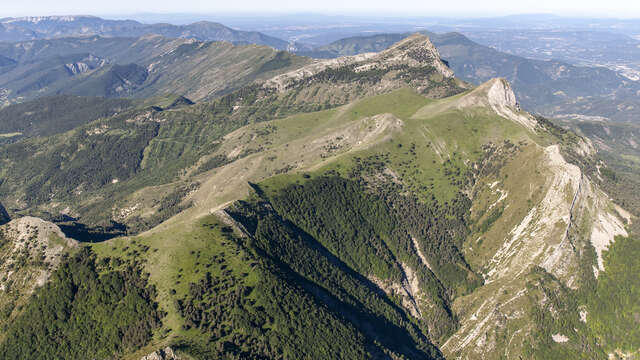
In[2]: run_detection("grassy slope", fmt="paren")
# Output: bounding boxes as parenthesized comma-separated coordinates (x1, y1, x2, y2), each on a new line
(0, 42, 463, 232)
(2, 81, 636, 358)
(82, 85, 541, 358)
(91, 216, 256, 358)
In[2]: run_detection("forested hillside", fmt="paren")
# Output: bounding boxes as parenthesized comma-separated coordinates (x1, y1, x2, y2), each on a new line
(0, 95, 135, 143)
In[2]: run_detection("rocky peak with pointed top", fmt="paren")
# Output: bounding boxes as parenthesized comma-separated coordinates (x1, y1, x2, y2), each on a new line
(483, 78, 540, 131)
(485, 77, 519, 110)
(451, 77, 537, 131)
(375, 33, 454, 78)
(264, 33, 461, 97)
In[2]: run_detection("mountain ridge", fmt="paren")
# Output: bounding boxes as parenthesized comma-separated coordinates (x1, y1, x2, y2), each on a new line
(300, 31, 640, 124)
(0, 35, 311, 105)
(0, 33, 637, 360)
(0, 15, 290, 49)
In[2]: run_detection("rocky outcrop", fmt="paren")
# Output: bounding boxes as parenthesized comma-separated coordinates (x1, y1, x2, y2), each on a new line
(0, 217, 77, 280)
(64, 54, 107, 75)
(452, 78, 539, 132)
(0, 217, 77, 328)
(141, 347, 180, 360)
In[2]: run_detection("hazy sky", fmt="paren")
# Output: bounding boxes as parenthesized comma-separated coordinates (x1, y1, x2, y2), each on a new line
(2, 0, 640, 18)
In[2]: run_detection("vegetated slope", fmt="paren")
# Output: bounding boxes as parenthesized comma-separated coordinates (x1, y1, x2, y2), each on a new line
(0, 246, 163, 359)
(0, 33, 464, 236)
(307, 32, 640, 226)
(0, 16, 289, 49)
(299, 33, 408, 58)
(0, 217, 77, 334)
(143, 21, 290, 49)
(305, 32, 640, 220)
(0, 35, 637, 359)
(81, 75, 632, 359)
(0, 35, 467, 358)
(0, 95, 135, 143)
(0, 36, 182, 64)
(0, 35, 309, 105)
(87, 85, 486, 359)
(303, 31, 640, 123)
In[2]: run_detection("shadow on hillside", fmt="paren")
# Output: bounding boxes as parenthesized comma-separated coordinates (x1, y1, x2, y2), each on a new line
(57, 220, 127, 243)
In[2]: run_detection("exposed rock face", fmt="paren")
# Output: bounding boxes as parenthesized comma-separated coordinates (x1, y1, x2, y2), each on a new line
(406, 77, 630, 358)
(454, 78, 538, 132)
(64, 54, 107, 75)
(0, 217, 77, 282)
(441, 133, 629, 358)
(141, 347, 180, 360)
(486, 78, 518, 109)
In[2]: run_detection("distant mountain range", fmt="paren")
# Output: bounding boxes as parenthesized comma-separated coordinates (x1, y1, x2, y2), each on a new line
(1, 15, 639, 126)
(0, 15, 290, 49)
(0, 35, 308, 105)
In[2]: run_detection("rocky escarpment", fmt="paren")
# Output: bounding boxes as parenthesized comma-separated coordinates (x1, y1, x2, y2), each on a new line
(440, 114, 630, 359)
(64, 54, 107, 75)
(458, 78, 538, 132)
(406, 76, 631, 358)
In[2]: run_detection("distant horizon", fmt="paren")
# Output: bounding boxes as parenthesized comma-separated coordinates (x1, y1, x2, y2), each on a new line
(4, 0, 640, 21)
(2, 12, 640, 25)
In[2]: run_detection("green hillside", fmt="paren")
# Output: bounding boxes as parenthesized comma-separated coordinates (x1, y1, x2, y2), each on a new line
(0, 34, 464, 236)
(0, 35, 637, 360)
